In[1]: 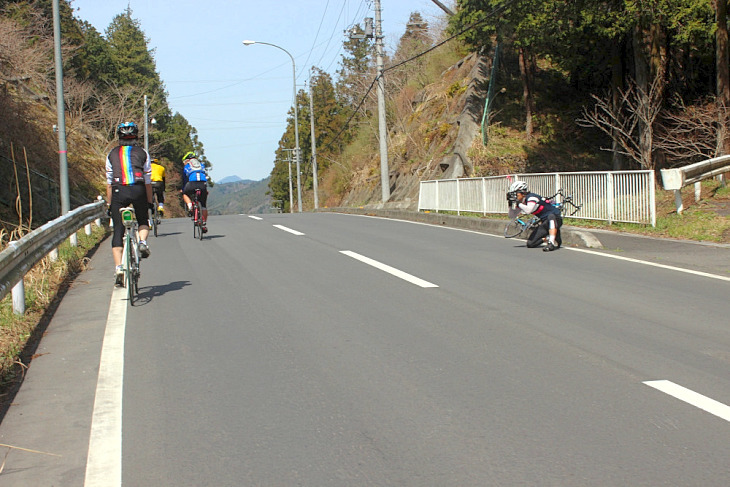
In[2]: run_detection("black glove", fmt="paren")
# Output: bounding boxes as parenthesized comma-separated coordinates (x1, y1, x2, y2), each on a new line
(149, 202, 155, 211)
(106, 205, 111, 217)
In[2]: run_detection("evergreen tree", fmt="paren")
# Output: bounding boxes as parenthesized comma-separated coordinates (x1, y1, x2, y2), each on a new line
(336, 24, 373, 116)
(72, 21, 117, 84)
(105, 8, 161, 93)
(311, 67, 349, 162)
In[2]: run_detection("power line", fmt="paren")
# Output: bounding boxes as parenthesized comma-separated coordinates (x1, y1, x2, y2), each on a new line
(299, 0, 332, 78)
(319, 1, 511, 153)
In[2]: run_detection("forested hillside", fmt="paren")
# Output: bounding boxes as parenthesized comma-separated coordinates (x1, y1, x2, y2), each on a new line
(2, 0, 730, 230)
(264, 0, 730, 211)
(0, 0, 208, 235)
(207, 178, 274, 215)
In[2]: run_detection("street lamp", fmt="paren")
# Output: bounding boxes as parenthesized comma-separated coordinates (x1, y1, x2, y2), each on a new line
(243, 40, 302, 213)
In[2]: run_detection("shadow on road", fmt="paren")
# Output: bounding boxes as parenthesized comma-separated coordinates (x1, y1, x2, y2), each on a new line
(133, 280, 192, 305)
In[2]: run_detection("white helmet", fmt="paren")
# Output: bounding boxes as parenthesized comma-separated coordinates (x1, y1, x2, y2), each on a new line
(509, 180, 529, 193)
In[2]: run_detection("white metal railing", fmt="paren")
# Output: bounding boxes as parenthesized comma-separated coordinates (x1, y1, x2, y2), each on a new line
(0, 200, 106, 314)
(418, 170, 656, 226)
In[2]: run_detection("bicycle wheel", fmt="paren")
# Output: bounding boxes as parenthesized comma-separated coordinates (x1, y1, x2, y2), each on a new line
(192, 204, 199, 239)
(196, 202, 204, 241)
(131, 261, 139, 300)
(504, 218, 526, 238)
(125, 236, 135, 304)
(152, 197, 159, 237)
(131, 238, 140, 298)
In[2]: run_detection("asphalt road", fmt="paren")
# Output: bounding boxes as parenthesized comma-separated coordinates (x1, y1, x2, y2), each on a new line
(1, 213, 729, 486)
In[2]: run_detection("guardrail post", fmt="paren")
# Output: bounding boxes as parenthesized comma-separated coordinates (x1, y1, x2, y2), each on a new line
(674, 189, 684, 214)
(456, 179, 461, 215)
(70, 232, 78, 247)
(49, 248, 58, 262)
(12, 279, 25, 315)
(694, 182, 701, 202)
(85, 223, 92, 235)
(8, 242, 25, 315)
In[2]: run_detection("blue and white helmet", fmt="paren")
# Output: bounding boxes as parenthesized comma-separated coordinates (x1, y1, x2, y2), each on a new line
(509, 181, 528, 193)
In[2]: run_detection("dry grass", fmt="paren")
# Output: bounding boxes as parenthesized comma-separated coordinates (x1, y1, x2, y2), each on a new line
(561, 180, 730, 243)
(0, 225, 106, 399)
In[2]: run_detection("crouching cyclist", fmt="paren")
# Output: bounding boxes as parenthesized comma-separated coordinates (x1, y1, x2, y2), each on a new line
(181, 151, 208, 233)
(507, 180, 562, 251)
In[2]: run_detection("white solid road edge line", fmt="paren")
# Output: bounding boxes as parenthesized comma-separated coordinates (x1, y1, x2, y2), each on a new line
(644, 380, 730, 423)
(84, 286, 127, 487)
(569, 248, 730, 282)
(342, 213, 730, 282)
(340, 250, 438, 288)
(273, 224, 305, 236)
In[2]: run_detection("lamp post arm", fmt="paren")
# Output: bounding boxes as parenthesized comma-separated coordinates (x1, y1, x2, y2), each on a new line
(242, 40, 302, 212)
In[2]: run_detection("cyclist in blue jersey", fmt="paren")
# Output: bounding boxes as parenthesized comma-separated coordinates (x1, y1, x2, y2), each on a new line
(106, 122, 153, 285)
(507, 181, 562, 251)
(181, 151, 209, 233)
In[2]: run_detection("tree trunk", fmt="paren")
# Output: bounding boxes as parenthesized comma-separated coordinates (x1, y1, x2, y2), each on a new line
(632, 20, 665, 170)
(519, 46, 534, 139)
(716, 0, 730, 156)
(610, 38, 625, 170)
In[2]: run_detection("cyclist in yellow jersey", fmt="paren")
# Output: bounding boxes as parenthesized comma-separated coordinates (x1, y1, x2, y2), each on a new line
(150, 159, 166, 215)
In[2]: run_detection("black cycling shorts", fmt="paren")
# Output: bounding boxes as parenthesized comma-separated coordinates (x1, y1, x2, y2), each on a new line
(526, 213, 562, 248)
(183, 181, 208, 208)
(110, 184, 149, 248)
(151, 181, 165, 203)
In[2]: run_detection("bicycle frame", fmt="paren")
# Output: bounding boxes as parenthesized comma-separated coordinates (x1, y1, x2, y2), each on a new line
(191, 189, 204, 240)
(504, 213, 540, 238)
(151, 193, 160, 237)
(120, 207, 140, 304)
(546, 189, 582, 218)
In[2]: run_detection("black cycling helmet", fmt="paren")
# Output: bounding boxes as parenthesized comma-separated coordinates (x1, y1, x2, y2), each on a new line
(117, 121, 139, 139)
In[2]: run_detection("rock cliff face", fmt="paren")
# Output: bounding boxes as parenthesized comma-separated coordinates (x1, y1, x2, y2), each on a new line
(339, 53, 490, 210)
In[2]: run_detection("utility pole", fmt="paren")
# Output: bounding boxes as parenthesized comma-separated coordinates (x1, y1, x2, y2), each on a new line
(374, 0, 390, 202)
(308, 78, 319, 209)
(143, 95, 149, 152)
(283, 148, 295, 213)
(52, 0, 70, 214)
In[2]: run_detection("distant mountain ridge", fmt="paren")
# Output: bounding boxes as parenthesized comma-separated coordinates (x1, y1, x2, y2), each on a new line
(207, 177, 275, 215)
(216, 175, 249, 184)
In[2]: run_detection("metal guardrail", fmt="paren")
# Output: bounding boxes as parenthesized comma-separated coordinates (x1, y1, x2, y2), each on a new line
(418, 170, 656, 226)
(660, 155, 730, 213)
(0, 201, 106, 310)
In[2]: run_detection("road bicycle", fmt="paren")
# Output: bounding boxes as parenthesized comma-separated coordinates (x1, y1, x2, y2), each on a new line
(120, 207, 141, 305)
(191, 189, 205, 240)
(150, 193, 161, 237)
(504, 189, 582, 238)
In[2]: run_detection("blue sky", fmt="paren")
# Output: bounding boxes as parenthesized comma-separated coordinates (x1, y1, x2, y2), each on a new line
(70, 0, 451, 182)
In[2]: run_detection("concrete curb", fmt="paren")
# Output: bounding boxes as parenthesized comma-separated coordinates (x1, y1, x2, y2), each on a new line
(316, 207, 604, 249)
